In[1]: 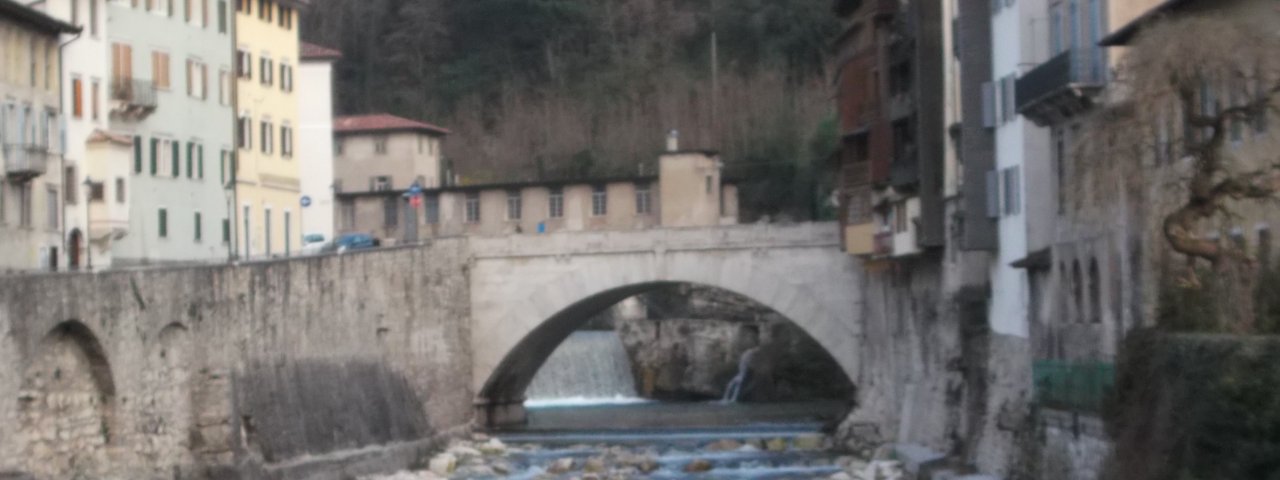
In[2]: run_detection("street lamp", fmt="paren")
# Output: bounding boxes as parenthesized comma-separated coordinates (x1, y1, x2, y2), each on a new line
(81, 176, 93, 271)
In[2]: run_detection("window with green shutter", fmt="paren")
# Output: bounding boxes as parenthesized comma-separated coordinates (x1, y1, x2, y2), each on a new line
(187, 142, 194, 179)
(171, 142, 180, 178)
(220, 151, 226, 185)
(134, 136, 143, 173)
(158, 208, 168, 238)
(194, 212, 202, 242)
(198, 145, 205, 179)
(150, 138, 159, 175)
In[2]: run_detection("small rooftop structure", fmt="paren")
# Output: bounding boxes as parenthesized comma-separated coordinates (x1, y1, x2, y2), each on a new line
(301, 42, 343, 61)
(334, 113, 451, 137)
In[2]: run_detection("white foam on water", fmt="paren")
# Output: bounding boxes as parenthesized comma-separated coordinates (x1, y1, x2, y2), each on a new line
(524, 395, 653, 408)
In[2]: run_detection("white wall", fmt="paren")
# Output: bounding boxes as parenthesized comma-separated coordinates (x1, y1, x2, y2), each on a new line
(988, 0, 1051, 338)
(299, 59, 334, 240)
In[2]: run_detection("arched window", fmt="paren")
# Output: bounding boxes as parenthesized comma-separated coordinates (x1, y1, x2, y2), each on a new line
(1073, 261, 1084, 323)
(1089, 258, 1102, 324)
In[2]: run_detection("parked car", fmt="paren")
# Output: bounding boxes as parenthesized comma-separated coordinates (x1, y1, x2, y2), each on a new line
(300, 234, 328, 255)
(325, 233, 378, 254)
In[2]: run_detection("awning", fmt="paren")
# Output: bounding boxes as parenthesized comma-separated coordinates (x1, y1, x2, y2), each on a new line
(1010, 248, 1052, 270)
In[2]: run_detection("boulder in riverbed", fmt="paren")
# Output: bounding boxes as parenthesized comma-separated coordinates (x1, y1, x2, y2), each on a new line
(547, 457, 576, 474)
(684, 459, 715, 473)
(706, 439, 742, 451)
(427, 453, 457, 476)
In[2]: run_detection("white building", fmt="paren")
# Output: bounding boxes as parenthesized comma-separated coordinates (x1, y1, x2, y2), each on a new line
(298, 42, 339, 242)
(987, 0, 1050, 338)
(28, 0, 132, 270)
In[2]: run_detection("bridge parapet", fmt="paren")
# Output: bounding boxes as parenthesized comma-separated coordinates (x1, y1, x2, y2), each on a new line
(469, 222, 842, 259)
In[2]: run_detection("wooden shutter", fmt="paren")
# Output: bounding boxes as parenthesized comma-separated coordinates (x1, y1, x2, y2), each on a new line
(72, 79, 83, 118)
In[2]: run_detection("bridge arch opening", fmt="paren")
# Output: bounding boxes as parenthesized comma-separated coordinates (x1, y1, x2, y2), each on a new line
(478, 281, 856, 427)
(17, 320, 117, 478)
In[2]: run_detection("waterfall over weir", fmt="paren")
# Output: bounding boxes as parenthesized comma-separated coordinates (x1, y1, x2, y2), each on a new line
(526, 331, 641, 406)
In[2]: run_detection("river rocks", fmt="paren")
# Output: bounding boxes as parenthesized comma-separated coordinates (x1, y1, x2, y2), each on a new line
(794, 434, 826, 450)
(427, 453, 456, 476)
(478, 438, 507, 454)
(547, 457, 576, 474)
(706, 438, 742, 451)
(582, 456, 607, 473)
(766, 437, 789, 451)
(683, 458, 715, 472)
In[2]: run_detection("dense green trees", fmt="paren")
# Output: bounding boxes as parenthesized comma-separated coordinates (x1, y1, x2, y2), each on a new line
(303, 0, 840, 220)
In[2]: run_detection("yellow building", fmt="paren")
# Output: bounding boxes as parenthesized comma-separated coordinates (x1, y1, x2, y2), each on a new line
(232, 0, 303, 259)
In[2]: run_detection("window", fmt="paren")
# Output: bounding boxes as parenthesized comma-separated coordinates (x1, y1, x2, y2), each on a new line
(72, 78, 84, 118)
(186, 59, 207, 99)
(280, 125, 292, 158)
(111, 43, 133, 84)
(218, 69, 230, 105)
(218, 0, 228, 33)
(158, 208, 168, 238)
(465, 192, 480, 223)
(72, 0, 81, 27)
(1002, 166, 1021, 216)
(46, 187, 58, 230)
(507, 190, 522, 220)
(278, 4, 293, 29)
(237, 114, 252, 150)
(591, 185, 607, 216)
(18, 184, 31, 227)
(222, 218, 230, 243)
(152, 51, 170, 90)
(985, 170, 999, 219)
(260, 120, 273, 154)
(91, 80, 100, 120)
(371, 176, 391, 191)
(170, 139, 180, 178)
(1001, 75, 1016, 123)
(259, 56, 273, 86)
(264, 207, 272, 256)
(894, 201, 908, 233)
(64, 167, 78, 205)
(383, 197, 398, 227)
(201, 0, 209, 27)
(636, 183, 652, 214)
(194, 212, 202, 242)
(982, 81, 997, 128)
(374, 136, 388, 154)
(284, 211, 291, 256)
(133, 136, 143, 173)
(236, 49, 251, 79)
(116, 177, 126, 203)
(549, 188, 564, 218)
(185, 0, 192, 22)
(88, 182, 105, 202)
(280, 63, 292, 92)
(236, 0, 249, 13)
(186, 142, 195, 178)
(425, 195, 439, 224)
(89, 0, 99, 36)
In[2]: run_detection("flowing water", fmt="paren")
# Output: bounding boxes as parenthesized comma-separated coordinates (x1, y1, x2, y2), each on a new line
(526, 330, 641, 403)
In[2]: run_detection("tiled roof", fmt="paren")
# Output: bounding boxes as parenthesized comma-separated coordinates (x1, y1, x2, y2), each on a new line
(0, 0, 80, 34)
(301, 42, 342, 61)
(334, 114, 451, 136)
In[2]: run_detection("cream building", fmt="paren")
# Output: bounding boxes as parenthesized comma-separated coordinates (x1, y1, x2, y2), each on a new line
(336, 150, 739, 244)
(233, 0, 304, 259)
(298, 42, 338, 242)
(333, 113, 449, 193)
(0, 2, 77, 271)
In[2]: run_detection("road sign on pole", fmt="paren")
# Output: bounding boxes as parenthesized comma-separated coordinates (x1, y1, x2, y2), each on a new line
(300, 195, 312, 208)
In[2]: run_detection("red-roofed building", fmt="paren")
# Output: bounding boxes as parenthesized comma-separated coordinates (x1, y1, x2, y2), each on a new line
(300, 42, 342, 61)
(333, 114, 451, 195)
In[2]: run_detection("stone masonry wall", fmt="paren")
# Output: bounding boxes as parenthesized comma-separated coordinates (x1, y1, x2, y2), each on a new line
(0, 240, 473, 480)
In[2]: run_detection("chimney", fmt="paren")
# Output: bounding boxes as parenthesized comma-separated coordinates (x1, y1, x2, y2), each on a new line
(666, 129, 680, 152)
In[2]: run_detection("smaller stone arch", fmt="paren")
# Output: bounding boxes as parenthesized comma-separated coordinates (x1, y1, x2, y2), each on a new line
(18, 320, 116, 478)
(139, 323, 196, 474)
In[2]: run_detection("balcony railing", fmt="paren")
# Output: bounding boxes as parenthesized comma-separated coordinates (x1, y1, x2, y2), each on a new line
(889, 153, 919, 190)
(1033, 360, 1115, 413)
(3, 143, 50, 179)
(110, 79, 158, 118)
(1016, 47, 1107, 126)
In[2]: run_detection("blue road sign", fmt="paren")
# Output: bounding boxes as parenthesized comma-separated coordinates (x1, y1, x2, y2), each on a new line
(300, 195, 312, 208)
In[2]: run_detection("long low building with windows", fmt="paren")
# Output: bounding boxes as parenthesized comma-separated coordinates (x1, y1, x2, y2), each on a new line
(335, 150, 740, 244)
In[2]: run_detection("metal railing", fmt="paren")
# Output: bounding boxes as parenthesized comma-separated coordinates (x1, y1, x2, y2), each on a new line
(1033, 360, 1115, 413)
(110, 79, 158, 109)
(1016, 47, 1106, 112)
(3, 143, 50, 177)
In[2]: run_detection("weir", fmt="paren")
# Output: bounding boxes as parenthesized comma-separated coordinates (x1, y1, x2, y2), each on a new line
(526, 330, 639, 403)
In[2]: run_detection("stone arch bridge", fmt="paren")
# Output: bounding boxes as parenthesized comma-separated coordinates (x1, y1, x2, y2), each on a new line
(0, 222, 864, 478)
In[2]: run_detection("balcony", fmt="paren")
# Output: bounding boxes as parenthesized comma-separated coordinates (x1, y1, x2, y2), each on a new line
(110, 79, 158, 120)
(888, 153, 919, 190)
(1033, 360, 1115, 413)
(1016, 47, 1107, 126)
(3, 143, 51, 180)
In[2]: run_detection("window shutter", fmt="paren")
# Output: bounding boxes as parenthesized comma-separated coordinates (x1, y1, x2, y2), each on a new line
(150, 138, 159, 175)
(985, 170, 1000, 218)
(172, 141, 180, 177)
(1003, 75, 1017, 122)
(134, 136, 143, 173)
(198, 145, 204, 179)
(186, 142, 194, 178)
(1010, 166, 1022, 215)
(982, 82, 996, 128)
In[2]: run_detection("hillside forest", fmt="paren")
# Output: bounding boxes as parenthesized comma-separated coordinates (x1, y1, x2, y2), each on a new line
(301, 0, 841, 220)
